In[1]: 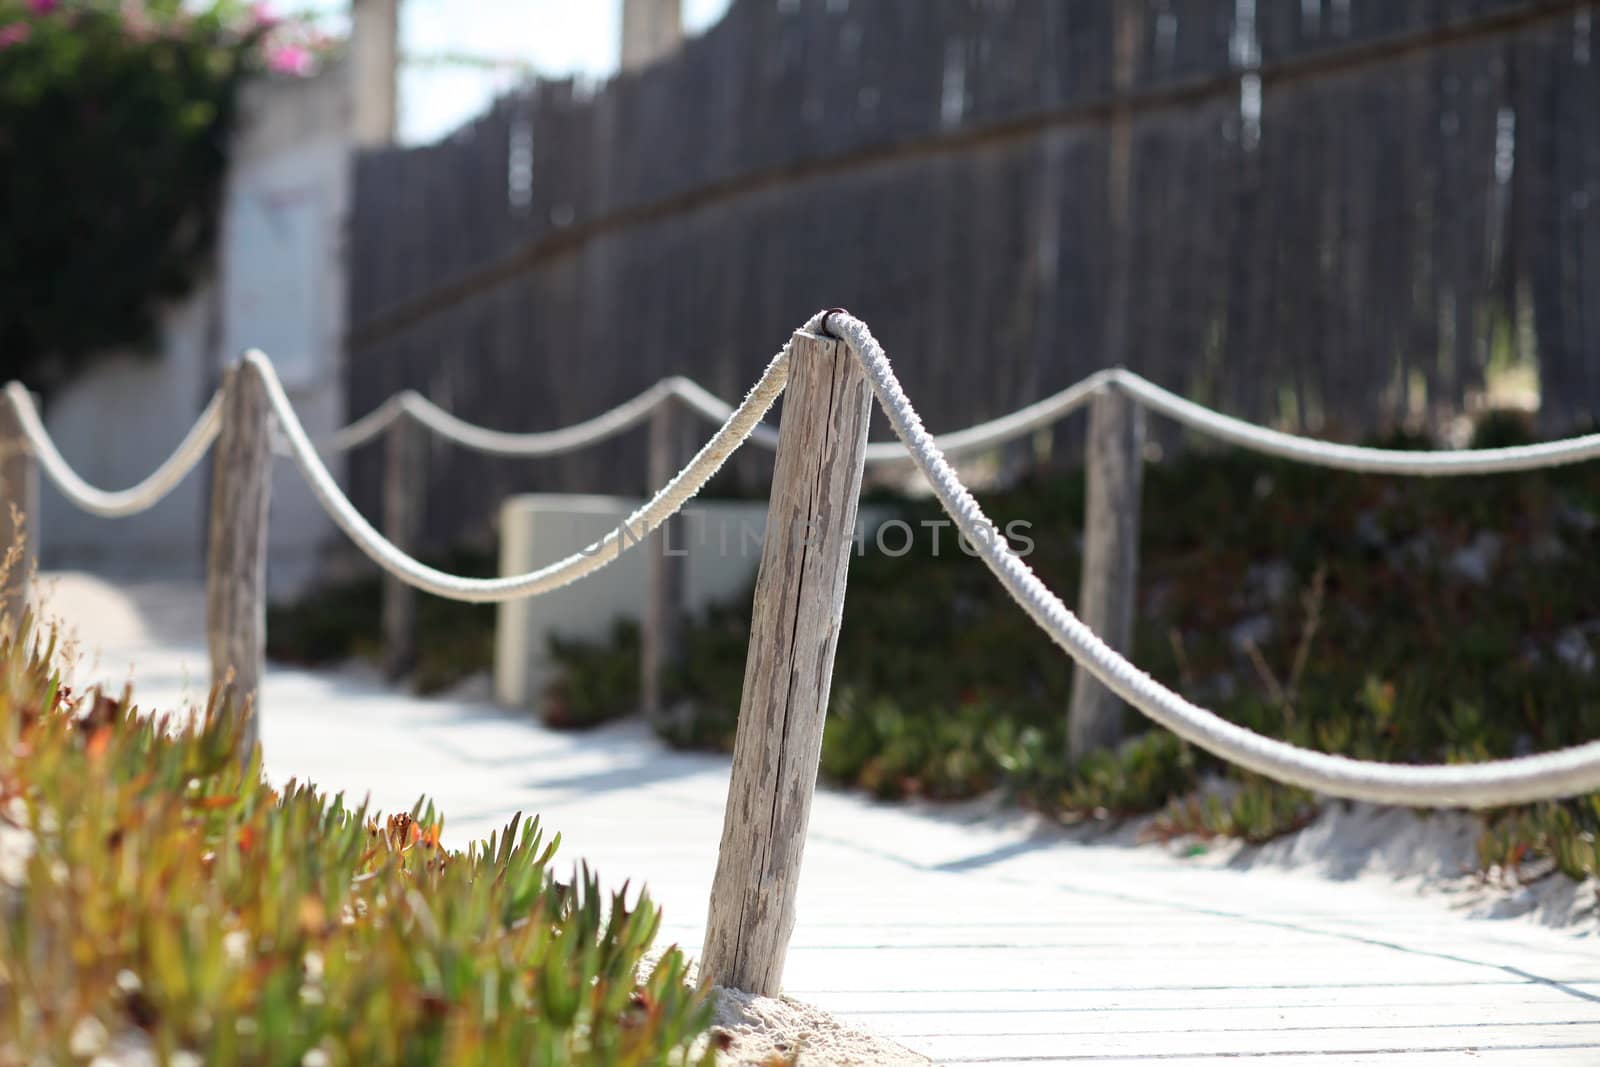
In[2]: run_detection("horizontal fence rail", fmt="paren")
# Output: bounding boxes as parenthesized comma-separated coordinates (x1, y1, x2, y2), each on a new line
(10, 309, 1600, 995)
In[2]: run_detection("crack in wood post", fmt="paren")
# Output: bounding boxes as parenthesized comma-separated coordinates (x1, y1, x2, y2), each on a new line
(701, 329, 872, 995)
(206, 363, 273, 763)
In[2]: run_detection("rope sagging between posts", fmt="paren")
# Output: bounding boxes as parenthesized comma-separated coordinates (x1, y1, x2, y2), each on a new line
(14, 311, 1600, 805)
(1111, 370, 1600, 475)
(288, 345, 1600, 474)
(399, 381, 676, 457)
(2, 383, 224, 518)
(243, 324, 803, 603)
(821, 309, 1600, 809)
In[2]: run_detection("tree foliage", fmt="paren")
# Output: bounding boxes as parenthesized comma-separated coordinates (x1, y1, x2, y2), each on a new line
(0, 2, 298, 392)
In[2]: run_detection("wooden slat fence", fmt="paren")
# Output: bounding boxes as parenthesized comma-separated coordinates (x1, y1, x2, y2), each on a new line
(346, 0, 1600, 553)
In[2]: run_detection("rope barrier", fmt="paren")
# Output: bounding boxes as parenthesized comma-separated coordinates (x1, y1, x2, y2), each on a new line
(14, 316, 1600, 805)
(660, 378, 783, 452)
(864, 370, 1111, 464)
(2, 384, 223, 518)
(324, 391, 410, 452)
(1111, 370, 1600, 475)
(244, 323, 801, 603)
(307, 361, 1600, 476)
(399, 381, 672, 457)
(309, 366, 1100, 462)
(822, 310, 1600, 809)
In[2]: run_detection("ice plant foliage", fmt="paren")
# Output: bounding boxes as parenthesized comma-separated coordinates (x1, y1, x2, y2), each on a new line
(0, 612, 715, 1064)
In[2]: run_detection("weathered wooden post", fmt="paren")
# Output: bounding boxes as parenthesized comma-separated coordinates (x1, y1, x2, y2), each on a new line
(1067, 378, 1145, 760)
(0, 394, 38, 626)
(642, 392, 688, 727)
(701, 328, 872, 995)
(206, 362, 273, 759)
(382, 412, 422, 678)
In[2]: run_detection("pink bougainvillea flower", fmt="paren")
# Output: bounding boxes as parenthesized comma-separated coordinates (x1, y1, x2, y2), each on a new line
(26, 0, 57, 14)
(247, 2, 279, 31)
(0, 22, 31, 49)
(266, 44, 312, 76)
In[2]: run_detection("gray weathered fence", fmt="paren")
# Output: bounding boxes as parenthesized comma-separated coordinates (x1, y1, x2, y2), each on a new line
(346, 0, 1600, 554)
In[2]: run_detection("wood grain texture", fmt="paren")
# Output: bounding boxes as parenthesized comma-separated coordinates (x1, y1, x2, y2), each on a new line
(0, 398, 37, 627)
(1068, 383, 1146, 760)
(701, 330, 872, 995)
(206, 363, 273, 761)
(342, 3, 1593, 549)
(642, 396, 688, 727)
(381, 414, 423, 678)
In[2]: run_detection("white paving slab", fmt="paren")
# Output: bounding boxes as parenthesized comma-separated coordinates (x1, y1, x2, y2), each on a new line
(39, 572, 1600, 1065)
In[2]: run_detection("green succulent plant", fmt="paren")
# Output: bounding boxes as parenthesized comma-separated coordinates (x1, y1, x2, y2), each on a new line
(0, 611, 715, 1065)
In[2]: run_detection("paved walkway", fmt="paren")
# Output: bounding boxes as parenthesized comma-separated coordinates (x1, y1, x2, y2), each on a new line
(41, 571, 1600, 1065)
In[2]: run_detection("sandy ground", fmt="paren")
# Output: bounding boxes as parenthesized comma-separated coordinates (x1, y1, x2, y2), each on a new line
(710, 987, 932, 1066)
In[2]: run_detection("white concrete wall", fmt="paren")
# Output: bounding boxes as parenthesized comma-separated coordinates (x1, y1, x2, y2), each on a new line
(220, 68, 352, 598)
(37, 289, 216, 579)
(494, 494, 889, 712)
(494, 495, 772, 710)
(40, 66, 352, 599)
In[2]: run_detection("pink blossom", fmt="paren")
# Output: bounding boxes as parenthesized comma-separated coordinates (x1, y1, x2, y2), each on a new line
(0, 22, 30, 49)
(247, 2, 279, 31)
(266, 44, 312, 76)
(26, 0, 57, 14)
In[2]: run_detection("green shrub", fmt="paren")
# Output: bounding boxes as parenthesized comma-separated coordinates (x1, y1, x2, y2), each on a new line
(0, 1, 326, 389)
(1478, 797, 1600, 883)
(0, 613, 714, 1064)
(1468, 408, 1537, 450)
(1059, 732, 1198, 820)
(267, 549, 496, 695)
(551, 418, 1600, 873)
(544, 621, 641, 730)
(1149, 777, 1320, 846)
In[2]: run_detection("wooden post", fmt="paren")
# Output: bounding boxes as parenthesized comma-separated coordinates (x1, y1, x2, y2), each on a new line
(1101, 4, 1143, 378)
(382, 414, 422, 679)
(0, 395, 38, 627)
(620, 0, 683, 72)
(206, 362, 273, 760)
(1067, 381, 1145, 761)
(642, 395, 688, 727)
(701, 329, 872, 995)
(350, 0, 400, 147)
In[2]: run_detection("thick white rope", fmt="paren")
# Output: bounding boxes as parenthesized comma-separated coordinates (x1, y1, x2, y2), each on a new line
(399, 382, 671, 457)
(324, 392, 409, 452)
(1112, 370, 1600, 474)
(2, 384, 222, 518)
(314, 359, 1600, 475)
(824, 311, 1600, 809)
(307, 366, 1102, 462)
(864, 371, 1111, 464)
(663, 378, 783, 451)
(300, 378, 781, 457)
(244, 322, 805, 603)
